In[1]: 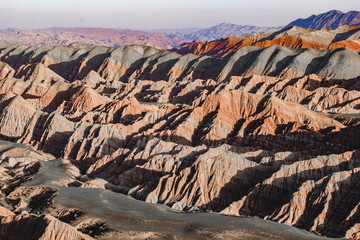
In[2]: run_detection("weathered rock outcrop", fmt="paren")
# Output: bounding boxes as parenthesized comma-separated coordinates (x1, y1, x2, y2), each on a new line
(0, 43, 359, 239)
(82, 137, 360, 238)
(0, 61, 15, 79)
(0, 207, 93, 240)
(2, 44, 360, 84)
(0, 142, 94, 240)
(174, 25, 360, 58)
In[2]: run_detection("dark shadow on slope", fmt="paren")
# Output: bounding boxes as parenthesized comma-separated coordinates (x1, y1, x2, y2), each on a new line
(47, 52, 89, 81)
(328, 96, 360, 109)
(148, 59, 179, 81)
(137, 58, 180, 81)
(236, 159, 359, 222)
(42, 87, 79, 113)
(118, 57, 149, 82)
(76, 52, 111, 79)
(267, 55, 298, 77)
(192, 57, 221, 80)
(86, 144, 208, 202)
(39, 131, 73, 158)
(175, 57, 200, 82)
(200, 164, 274, 212)
(332, 28, 360, 43)
(226, 118, 246, 145)
(171, 85, 216, 106)
(0, 215, 47, 240)
(223, 48, 264, 81)
(327, 124, 360, 150)
(304, 48, 344, 76)
(138, 108, 184, 132)
(0, 46, 40, 70)
(292, 157, 360, 238)
(191, 105, 219, 146)
(155, 109, 193, 133)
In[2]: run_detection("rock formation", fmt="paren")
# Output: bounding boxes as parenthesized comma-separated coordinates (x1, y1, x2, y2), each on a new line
(174, 25, 360, 58)
(0, 42, 359, 239)
(0, 142, 94, 240)
(0, 209, 93, 240)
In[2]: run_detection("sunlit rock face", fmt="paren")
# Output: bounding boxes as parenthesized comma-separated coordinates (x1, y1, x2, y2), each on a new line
(0, 42, 359, 239)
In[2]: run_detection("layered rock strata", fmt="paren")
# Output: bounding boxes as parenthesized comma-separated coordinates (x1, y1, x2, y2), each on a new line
(0, 43, 359, 239)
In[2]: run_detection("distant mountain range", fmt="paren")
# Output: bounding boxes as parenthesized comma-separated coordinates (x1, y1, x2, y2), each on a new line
(288, 10, 360, 30)
(174, 24, 360, 58)
(182, 23, 281, 41)
(150, 27, 202, 34)
(0, 27, 184, 49)
(0, 23, 281, 49)
(0, 10, 359, 49)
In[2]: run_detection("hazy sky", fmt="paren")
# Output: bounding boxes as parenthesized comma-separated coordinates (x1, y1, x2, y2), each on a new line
(0, 0, 359, 30)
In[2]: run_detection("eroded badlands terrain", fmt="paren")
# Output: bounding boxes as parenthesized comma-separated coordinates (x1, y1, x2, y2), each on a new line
(0, 42, 359, 239)
(174, 24, 360, 58)
(0, 140, 329, 239)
